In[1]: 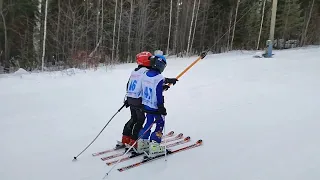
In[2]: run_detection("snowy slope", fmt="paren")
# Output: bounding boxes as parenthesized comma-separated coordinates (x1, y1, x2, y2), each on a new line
(1, 47, 320, 180)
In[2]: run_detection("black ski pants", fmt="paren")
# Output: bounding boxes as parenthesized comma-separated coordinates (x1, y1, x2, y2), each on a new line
(122, 106, 145, 140)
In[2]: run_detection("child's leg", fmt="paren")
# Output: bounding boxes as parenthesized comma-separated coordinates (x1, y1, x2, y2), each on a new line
(148, 115, 166, 157)
(138, 113, 154, 140)
(150, 115, 164, 143)
(131, 108, 145, 140)
(122, 106, 136, 136)
(122, 118, 133, 137)
(135, 113, 154, 153)
(121, 107, 137, 145)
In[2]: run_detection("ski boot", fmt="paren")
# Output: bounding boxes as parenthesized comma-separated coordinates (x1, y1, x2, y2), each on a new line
(145, 140, 168, 159)
(116, 135, 131, 149)
(132, 139, 149, 156)
(124, 138, 137, 153)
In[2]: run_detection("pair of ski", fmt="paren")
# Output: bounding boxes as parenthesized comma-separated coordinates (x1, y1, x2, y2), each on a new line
(101, 132, 184, 162)
(92, 131, 175, 157)
(105, 133, 190, 166)
(92, 131, 203, 172)
(117, 139, 203, 172)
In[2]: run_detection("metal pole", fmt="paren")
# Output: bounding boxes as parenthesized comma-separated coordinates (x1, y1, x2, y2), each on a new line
(267, 0, 278, 57)
(269, 0, 278, 42)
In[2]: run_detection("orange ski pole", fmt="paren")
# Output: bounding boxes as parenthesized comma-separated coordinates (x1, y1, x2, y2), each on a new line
(167, 52, 207, 87)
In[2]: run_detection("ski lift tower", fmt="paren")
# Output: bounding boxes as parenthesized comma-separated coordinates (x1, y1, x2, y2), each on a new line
(266, 0, 278, 58)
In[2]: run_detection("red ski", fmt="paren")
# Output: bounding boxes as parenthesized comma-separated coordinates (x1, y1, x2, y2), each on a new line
(92, 131, 174, 156)
(101, 133, 184, 161)
(117, 139, 203, 172)
(106, 136, 191, 166)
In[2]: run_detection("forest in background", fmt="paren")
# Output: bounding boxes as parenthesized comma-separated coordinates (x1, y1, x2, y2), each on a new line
(0, 0, 319, 73)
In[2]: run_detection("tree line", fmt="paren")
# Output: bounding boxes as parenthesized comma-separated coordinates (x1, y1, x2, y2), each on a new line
(0, 0, 319, 72)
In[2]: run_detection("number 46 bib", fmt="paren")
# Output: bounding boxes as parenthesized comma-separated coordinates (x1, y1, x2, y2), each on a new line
(126, 68, 148, 98)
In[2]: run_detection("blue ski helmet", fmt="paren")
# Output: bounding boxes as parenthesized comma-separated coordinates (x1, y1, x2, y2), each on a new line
(150, 55, 167, 73)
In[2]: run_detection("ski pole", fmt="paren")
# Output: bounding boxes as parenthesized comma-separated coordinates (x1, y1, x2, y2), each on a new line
(167, 52, 207, 87)
(163, 115, 167, 161)
(177, 51, 207, 79)
(73, 103, 126, 161)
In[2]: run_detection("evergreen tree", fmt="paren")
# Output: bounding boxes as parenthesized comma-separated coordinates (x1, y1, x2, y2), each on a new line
(0, 0, 319, 72)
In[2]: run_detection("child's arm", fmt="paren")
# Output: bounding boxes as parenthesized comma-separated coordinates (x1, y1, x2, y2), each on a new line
(155, 79, 167, 115)
(156, 79, 164, 105)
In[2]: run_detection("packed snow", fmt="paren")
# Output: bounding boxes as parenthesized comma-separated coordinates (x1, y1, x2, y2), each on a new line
(1, 47, 320, 180)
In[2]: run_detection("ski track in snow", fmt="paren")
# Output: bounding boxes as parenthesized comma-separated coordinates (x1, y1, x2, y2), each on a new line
(1, 47, 320, 180)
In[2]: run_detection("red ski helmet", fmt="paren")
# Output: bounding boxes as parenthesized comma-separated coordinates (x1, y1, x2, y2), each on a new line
(136, 51, 152, 67)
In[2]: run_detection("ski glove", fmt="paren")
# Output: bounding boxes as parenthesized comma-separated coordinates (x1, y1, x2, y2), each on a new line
(158, 104, 167, 115)
(163, 84, 170, 91)
(124, 99, 129, 108)
(164, 78, 178, 85)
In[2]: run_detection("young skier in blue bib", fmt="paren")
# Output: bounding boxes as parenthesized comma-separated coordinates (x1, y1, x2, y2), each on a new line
(136, 55, 170, 158)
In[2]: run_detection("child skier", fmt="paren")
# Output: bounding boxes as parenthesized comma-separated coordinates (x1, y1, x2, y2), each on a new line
(120, 51, 152, 149)
(136, 54, 171, 158)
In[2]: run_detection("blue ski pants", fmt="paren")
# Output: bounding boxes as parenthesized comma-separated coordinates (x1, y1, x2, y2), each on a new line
(138, 113, 165, 143)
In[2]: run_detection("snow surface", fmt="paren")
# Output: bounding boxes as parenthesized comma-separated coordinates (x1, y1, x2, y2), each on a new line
(1, 47, 320, 180)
